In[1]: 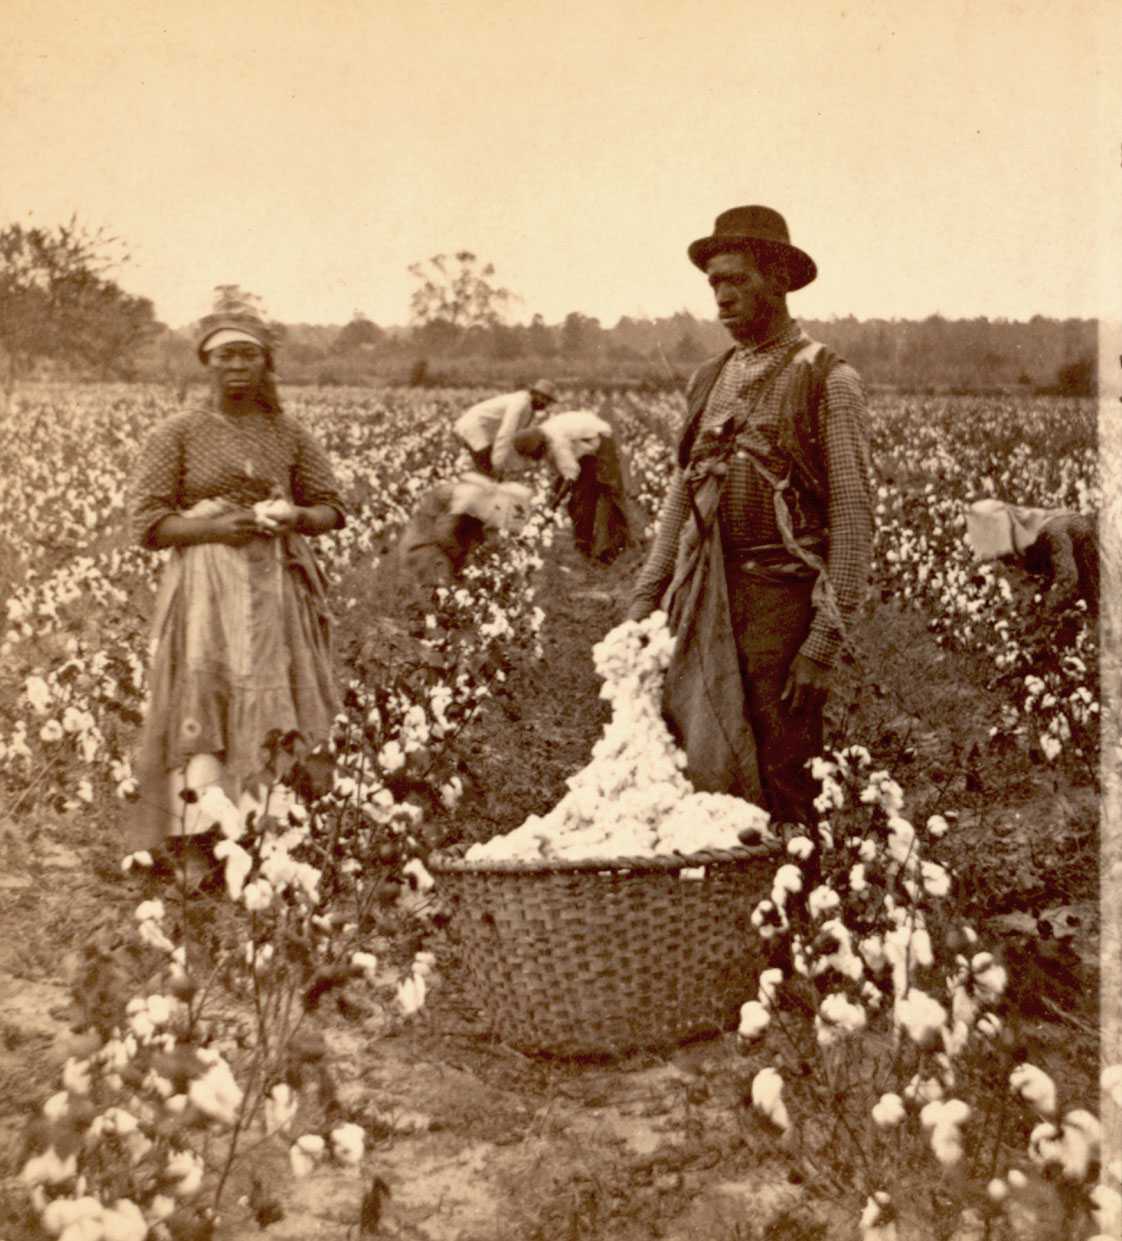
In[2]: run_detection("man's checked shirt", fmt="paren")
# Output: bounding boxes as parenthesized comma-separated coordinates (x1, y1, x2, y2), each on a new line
(630, 321, 874, 667)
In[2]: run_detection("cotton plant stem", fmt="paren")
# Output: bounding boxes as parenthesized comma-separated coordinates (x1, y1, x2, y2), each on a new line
(211, 1052, 264, 1211)
(186, 956, 226, 1042)
(248, 914, 270, 1060)
(213, 980, 309, 1211)
(7, 750, 65, 817)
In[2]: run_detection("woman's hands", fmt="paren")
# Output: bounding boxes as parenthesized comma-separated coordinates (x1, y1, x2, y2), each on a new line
(209, 509, 267, 545)
(151, 501, 341, 549)
(253, 501, 341, 537)
(252, 498, 302, 532)
(151, 509, 260, 548)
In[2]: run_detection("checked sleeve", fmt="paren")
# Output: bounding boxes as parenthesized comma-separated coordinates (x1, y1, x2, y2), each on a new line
(628, 468, 691, 619)
(799, 364, 875, 667)
(291, 423, 347, 528)
(128, 416, 186, 549)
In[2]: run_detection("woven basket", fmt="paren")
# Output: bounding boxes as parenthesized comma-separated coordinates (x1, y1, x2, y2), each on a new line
(429, 842, 777, 1058)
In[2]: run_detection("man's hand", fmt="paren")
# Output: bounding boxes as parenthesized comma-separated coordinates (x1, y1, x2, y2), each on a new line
(780, 653, 831, 714)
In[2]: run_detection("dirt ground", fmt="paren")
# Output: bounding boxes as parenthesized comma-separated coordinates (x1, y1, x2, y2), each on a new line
(0, 529, 1101, 1240)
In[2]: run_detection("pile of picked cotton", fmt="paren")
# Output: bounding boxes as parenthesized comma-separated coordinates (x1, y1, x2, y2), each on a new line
(465, 612, 772, 862)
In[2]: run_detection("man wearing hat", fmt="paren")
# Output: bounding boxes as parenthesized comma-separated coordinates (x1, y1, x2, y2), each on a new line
(452, 380, 559, 478)
(628, 206, 874, 825)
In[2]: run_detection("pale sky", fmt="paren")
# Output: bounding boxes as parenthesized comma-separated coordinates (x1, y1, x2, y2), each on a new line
(3, 0, 1120, 330)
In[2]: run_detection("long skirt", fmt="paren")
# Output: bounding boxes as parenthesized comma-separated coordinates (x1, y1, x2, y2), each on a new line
(126, 531, 339, 853)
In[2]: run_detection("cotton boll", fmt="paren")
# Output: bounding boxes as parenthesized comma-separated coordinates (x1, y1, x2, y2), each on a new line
(930, 1124, 966, 1166)
(196, 784, 246, 841)
(771, 865, 803, 908)
(397, 973, 426, 1016)
(894, 990, 948, 1047)
(352, 951, 379, 981)
(330, 1122, 366, 1167)
(976, 1012, 1002, 1039)
(187, 1057, 243, 1127)
(1055, 1109, 1100, 1180)
(738, 1001, 770, 1040)
(871, 1093, 905, 1128)
(1010, 1063, 1057, 1117)
(758, 968, 784, 1008)
(61, 1058, 91, 1096)
(807, 885, 840, 918)
(1027, 1121, 1063, 1170)
(100, 1200, 147, 1241)
(750, 1067, 790, 1132)
(214, 839, 252, 902)
(920, 861, 950, 897)
(859, 935, 887, 973)
(289, 1137, 322, 1178)
(815, 993, 867, 1047)
(264, 1083, 299, 1135)
(42, 1092, 70, 1121)
(920, 1099, 970, 1167)
(1091, 1185, 1122, 1236)
(242, 878, 275, 912)
(164, 1149, 204, 1197)
(42, 1197, 104, 1237)
(885, 814, 917, 864)
(814, 920, 864, 981)
(970, 952, 1008, 1005)
(904, 1074, 945, 1106)
(926, 814, 950, 838)
(402, 858, 435, 892)
(859, 1191, 896, 1240)
(22, 1147, 78, 1187)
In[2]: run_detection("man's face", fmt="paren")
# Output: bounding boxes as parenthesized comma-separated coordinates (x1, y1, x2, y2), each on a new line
(530, 391, 552, 413)
(208, 343, 267, 400)
(706, 249, 783, 345)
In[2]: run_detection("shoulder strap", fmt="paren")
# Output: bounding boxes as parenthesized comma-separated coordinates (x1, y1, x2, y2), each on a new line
(780, 343, 844, 502)
(676, 348, 735, 468)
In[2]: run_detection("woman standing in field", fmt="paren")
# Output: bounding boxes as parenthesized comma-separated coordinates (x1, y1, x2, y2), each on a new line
(126, 298, 346, 874)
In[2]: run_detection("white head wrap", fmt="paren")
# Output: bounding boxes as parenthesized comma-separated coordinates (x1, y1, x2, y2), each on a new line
(200, 328, 266, 354)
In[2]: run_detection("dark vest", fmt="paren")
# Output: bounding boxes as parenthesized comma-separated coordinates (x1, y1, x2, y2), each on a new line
(676, 340, 843, 506)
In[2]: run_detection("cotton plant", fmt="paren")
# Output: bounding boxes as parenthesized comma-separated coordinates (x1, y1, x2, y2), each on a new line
(731, 746, 1104, 1238)
(20, 758, 439, 1239)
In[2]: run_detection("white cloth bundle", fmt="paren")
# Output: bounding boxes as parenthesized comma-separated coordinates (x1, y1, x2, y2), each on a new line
(447, 474, 533, 532)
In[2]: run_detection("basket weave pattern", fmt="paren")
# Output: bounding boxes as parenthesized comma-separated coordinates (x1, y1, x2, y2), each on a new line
(430, 844, 777, 1057)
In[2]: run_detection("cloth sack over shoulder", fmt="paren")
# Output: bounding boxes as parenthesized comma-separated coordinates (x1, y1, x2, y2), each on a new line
(965, 498, 1069, 561)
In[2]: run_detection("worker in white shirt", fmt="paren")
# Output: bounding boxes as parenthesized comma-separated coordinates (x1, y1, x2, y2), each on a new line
(452, 380, 559, 477)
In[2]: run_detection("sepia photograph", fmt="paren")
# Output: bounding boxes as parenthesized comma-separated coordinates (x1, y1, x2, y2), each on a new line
(1, 1, 1119, 1237)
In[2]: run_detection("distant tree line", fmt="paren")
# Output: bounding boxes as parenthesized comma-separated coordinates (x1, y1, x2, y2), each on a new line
(1, 226, 1097, 395)
(247, 309, 1097, 396)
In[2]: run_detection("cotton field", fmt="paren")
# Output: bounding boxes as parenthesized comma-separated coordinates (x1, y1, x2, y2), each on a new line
(0, 383, 1107, 1241)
